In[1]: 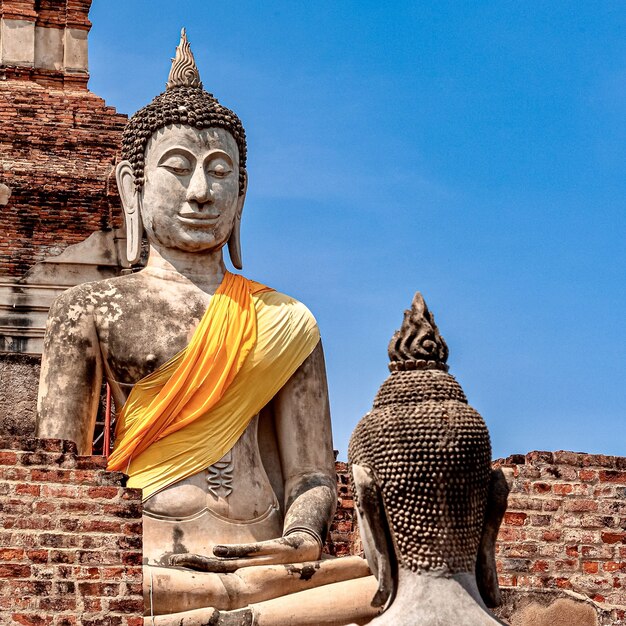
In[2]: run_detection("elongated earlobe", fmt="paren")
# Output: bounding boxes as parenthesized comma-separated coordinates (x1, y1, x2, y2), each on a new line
(125, 202, 144, 266)
(227, 218, 242, 270)
(227, 172, 247, 270)
(476, 468, 510, 608)
(352, 463, 397, 610)
(116, 160, 144, 266)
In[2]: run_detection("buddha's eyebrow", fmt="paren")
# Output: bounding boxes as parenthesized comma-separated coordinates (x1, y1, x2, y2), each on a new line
(156, 147, 195, 163)
(204, 149, 235, 166)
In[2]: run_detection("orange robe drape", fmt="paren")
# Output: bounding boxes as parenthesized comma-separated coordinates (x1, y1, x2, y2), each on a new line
(107, 272, 320, 501)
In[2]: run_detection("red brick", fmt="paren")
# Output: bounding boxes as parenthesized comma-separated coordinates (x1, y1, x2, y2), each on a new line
(553, 451, 583, 466)
(108, 598, 144, 614)
(41, 485, 79, 499)
(542, 530, 561, 542)
(504, 512, 528, 526)
(527, 451, 554, 464)
(14, 484, 40, 496)
(579, 469, 597, 482)
(542, 498, 563, 511)
(0, 451, 18, 465)
(531, 560, 550, 572)
(532, 482, 552, 494)
(0, 564, 31, 578)
(86, 486, 119, 499)
(76, 457, 108, 470)
(77, 581, 120, 597)
(11, 614, 53, 626)
(604, 562, 626, 572)
(80, 520, 123, 534)
(564, 499, 598, 513)
(583, 561, 599, 574)
(0, 548, 25, 560)
(599, 471, 626, 484)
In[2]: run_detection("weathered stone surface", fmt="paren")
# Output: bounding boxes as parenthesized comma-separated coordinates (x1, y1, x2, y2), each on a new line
(36, 28, 374, 626)
(493, 589, 622, 626)
(0, 353, 40, 436)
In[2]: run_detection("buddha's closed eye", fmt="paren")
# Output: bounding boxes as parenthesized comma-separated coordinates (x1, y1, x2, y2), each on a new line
(160, 154, 193, 176)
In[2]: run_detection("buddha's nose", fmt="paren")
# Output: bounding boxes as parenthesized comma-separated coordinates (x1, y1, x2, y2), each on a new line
(186, 167, 212, 206)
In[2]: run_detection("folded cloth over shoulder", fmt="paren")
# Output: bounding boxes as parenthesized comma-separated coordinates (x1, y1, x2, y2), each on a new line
(107, 271, 319, 501)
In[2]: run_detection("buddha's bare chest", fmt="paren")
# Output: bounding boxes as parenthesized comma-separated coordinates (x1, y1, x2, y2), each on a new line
(95, 291, 210, 386)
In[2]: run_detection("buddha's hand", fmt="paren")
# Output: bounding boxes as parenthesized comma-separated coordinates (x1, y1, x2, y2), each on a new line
(169, 531, 322, 573)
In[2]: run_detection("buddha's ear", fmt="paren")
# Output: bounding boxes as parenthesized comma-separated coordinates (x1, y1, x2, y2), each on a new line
(228, 170, 247, 270)
(476, 468, 510, 608)
(116, 160, 143, 266)
(351, 463, 397, 610)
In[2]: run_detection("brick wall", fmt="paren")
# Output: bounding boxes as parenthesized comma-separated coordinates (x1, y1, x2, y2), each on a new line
(494, 451, 626, 619)
(0, 436, 143, 626)
(0, 80, 127, 277)
(1, 0, 92, 28)
(324, 461, 360, 557)
(2, 444, 624, 624)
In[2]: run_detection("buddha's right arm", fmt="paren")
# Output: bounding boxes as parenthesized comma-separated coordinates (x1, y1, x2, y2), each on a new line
(36, 288, 103, 454)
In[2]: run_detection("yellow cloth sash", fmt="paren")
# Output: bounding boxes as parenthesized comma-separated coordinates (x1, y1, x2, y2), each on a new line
(107, 272, 320, 501)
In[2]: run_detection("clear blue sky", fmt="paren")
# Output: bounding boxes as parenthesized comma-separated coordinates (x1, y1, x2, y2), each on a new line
(88, 1, 626, 460)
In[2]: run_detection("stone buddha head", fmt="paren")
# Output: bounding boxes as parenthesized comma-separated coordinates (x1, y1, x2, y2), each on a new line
(348, 293, 509, 624)
(115, 29, 247, 267)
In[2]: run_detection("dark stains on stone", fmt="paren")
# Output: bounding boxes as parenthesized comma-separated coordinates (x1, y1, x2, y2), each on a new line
(284, 561, 321, 581)
(213, 608, 254, 626)
(172, 526, 188, 555)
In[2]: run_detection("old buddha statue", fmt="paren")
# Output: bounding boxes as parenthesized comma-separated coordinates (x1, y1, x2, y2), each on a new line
(348, 293, 510, 626)
(36, 30, 377, 626)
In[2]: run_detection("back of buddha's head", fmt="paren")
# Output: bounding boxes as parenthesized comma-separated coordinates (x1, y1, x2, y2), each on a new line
(348, 293, 492, 575)
(121, 29, 247, 193)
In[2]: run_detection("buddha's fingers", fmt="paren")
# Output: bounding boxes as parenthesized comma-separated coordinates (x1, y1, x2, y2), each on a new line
(213, 532, 320, 560)
(170, 533, 322, 572)
(169, 553, 237, 573)
(169, 552, 283, 573)
(213, 539, 287, 558)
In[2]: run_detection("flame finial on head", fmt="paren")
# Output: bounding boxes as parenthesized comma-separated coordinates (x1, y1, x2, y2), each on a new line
(387, 292, 449, 372)
(167, 28, 203, 90)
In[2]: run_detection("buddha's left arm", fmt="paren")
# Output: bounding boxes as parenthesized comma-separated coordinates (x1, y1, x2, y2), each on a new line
(273, 340, 337, 549)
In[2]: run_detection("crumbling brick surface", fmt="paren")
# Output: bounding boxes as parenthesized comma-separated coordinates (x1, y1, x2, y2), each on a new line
(493, 451, 626, 620)
(0, 436, 143, 625)
(0, 79, 127, 277)
(324, 461, 361, 557)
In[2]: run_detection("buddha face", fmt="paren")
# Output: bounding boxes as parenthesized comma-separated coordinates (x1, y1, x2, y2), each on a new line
(140, 124, 242, 253)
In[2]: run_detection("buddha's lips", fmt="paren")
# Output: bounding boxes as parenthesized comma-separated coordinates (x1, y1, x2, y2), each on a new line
(177, 212, 220, 225)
